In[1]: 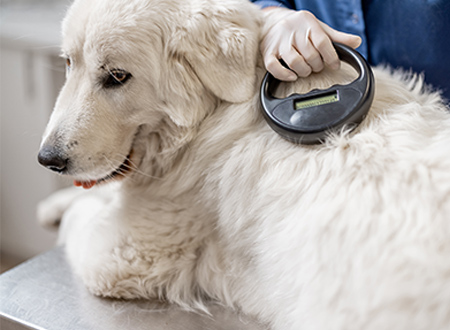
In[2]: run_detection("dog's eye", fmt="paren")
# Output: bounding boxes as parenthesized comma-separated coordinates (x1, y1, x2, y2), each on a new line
(65, 58, 72, 74)
(104, 69, 132, 88)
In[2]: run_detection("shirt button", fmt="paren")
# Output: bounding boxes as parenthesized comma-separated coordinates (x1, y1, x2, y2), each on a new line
(351, 13, 359, 24)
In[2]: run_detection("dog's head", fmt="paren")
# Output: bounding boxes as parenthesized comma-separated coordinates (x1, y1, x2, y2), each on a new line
(38, 0, 261, 188)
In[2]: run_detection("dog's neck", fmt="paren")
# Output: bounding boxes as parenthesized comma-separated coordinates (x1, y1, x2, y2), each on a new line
(128, 115, 203, 186)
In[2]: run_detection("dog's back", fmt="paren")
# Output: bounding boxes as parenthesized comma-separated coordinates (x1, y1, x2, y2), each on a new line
(196, 64, 450, 329)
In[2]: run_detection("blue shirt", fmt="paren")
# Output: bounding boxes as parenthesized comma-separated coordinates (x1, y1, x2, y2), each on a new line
(251, 0, 450, 102)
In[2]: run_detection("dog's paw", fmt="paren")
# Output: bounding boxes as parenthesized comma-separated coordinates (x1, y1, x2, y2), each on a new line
(79, 259, 159, 300)
(37, 199, 63, 229)
(36, 187, 85, 229)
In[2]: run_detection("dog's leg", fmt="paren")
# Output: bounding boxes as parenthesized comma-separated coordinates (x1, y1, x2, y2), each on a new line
(59, 189, 214, 308)
(37, 186, 87, 229)
(37, 183, 119, 229)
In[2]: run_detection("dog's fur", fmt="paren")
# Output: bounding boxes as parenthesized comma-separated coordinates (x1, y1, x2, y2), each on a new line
(37, 0, 450, 329)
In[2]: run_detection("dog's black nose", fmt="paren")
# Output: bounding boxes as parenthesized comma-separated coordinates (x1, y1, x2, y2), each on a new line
(38, 145, 68, 173)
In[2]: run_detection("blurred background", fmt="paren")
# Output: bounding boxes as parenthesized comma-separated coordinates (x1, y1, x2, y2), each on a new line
(1, 0, 73, 271)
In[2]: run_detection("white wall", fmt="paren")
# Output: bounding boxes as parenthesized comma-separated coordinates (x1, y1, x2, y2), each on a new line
(1, 2, 71, 260)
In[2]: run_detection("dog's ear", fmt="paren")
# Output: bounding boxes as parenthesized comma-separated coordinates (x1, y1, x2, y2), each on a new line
(168, 3, 261, 104)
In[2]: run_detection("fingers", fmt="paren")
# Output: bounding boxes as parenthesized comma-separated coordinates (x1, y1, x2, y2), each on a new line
(291, 27, 327, 73)
(264, 54, 298, 81)
(263, 42, 325, 81)
(264, 31, 329, 80)
(265, 15, 341, 79)
(321, 21, 362, 49)
(314, 23, 362, 71)
(291, 13, 344, 73)
(275, 31, 335, 79)
(280, 34, 315, 77)
(261, 9, 363, 81)
(306, 25, 341, 71)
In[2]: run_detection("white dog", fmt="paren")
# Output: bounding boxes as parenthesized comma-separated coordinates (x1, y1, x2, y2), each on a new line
(37, 0, 450, 329)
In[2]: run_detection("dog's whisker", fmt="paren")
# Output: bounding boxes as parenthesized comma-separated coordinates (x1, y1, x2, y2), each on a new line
(103, 154, 164, 182)
(125, 159, 165, 182)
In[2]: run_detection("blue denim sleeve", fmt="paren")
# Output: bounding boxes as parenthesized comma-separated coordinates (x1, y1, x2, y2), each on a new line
(250, 0, 295, 10)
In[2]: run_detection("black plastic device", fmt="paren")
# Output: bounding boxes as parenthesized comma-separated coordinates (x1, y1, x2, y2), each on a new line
(260, 42, 375, 144)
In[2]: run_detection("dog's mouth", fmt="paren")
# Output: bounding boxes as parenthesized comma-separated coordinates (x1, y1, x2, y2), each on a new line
(73, 150, 134, 189)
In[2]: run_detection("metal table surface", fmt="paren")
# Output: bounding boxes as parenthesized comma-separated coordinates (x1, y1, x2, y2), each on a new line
(0, 247, 266, 330)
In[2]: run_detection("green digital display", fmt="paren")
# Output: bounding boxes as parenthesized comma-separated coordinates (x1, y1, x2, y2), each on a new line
(294, 92, 339, 110)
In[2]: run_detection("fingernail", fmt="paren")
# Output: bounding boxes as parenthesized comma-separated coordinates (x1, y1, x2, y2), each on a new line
(286, 73, 297, 81)
(353, 36, 362, 47)
(330, 62, 340, 70)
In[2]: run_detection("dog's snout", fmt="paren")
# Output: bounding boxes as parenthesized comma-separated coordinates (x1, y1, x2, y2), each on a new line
(38, 145, 68, 173)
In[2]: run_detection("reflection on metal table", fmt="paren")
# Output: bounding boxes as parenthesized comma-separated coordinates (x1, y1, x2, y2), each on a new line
(0, 247, 266, 330)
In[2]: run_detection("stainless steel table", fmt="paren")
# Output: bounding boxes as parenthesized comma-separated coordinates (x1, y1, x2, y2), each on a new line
(0, 247, 266, 330)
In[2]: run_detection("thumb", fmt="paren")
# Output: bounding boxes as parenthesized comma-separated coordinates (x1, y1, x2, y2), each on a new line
(319, 22, 362, 49)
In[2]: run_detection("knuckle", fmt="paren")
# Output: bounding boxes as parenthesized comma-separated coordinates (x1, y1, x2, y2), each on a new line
(278, 18, 290, 30)
(283, 55, 301, 70)
(265, 57, 280, 71)
(283, 55, 298, 67)
(304, 52, 321, 64)
(296, 10, 315, 21)
(289, 59, 312, 77)
(315, 36, 330, 50)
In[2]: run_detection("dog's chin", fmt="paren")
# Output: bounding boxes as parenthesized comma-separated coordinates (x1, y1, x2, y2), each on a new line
(73, 150, 135, 189)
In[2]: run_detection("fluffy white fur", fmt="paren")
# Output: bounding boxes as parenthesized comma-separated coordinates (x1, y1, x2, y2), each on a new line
(38, 0, 450, 329)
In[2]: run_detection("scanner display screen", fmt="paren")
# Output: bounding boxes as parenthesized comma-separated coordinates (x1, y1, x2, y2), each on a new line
(294, 91, 339, 110)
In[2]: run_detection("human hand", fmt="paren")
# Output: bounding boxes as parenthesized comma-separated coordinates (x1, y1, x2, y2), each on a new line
(261, 8, 362, 81)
